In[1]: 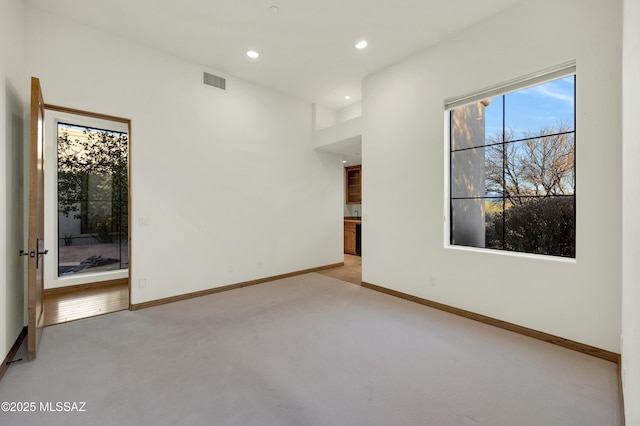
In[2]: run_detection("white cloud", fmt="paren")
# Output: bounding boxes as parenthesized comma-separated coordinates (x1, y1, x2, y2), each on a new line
(520, 82, 574, 106)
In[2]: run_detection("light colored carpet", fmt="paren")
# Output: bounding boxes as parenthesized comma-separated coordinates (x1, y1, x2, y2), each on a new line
(0, 273, 621, 425)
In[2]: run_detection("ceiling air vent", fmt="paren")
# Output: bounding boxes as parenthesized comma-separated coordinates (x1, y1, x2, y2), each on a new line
(203, 72, 226, 90)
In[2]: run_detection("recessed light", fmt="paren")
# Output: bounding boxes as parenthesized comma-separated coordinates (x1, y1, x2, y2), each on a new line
(247, 50, 260, 59)
(343, 160, 347, 163)
(345, 95, 351, 100)
(355, 40, 368, 49)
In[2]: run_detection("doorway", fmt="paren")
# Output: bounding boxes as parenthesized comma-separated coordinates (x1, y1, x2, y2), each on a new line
(43, 106, 131, 324)
(343, 162, 362, 282)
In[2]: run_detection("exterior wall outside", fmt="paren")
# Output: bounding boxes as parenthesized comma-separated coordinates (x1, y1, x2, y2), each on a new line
(362, 0, 622, 351)
(450, 103, 486, 248)
(58, 206, 81, 243)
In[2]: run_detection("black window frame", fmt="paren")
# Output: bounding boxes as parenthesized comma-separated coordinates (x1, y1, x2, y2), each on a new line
(448, 74, 576, 258)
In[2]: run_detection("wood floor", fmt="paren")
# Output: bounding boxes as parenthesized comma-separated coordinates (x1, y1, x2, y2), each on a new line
(43, 281, 129, 326)
(316, 254, 362, 285)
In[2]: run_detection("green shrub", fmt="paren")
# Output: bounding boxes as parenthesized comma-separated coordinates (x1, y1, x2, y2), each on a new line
(486, 197, 575, 258)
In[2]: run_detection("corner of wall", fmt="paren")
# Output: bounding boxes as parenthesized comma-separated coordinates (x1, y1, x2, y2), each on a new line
(0, 0, 27, 358)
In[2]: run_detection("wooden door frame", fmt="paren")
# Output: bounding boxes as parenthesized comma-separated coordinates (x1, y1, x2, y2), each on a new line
(44, 104, 132, 309)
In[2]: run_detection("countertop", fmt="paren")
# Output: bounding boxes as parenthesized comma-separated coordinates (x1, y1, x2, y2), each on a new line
(344, 218, 362, 224)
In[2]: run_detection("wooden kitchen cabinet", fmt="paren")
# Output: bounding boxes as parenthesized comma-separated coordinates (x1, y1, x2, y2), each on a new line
(345, 165, 361, 204)
(344, 222, 357, 255)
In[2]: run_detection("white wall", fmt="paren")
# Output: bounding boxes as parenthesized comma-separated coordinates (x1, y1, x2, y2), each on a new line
(337, 102, 362, 123)
(622, 0, 640, 422)
(24, 6, 343, 305)
(314, 101, 362, 130)
(314, 116, 362, 149)
(0, 0, 26, 359)
(362, 0, 622, 351)
(313, 103, 338, 131)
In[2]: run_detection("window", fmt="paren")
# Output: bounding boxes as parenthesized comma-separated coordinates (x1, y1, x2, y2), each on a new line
(448, 71, 575, 258)
(57, 123, 129, 275)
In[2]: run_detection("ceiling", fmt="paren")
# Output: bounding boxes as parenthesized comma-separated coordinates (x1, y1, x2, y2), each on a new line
(26, 0, 523, 166)
(26, 0, 523, 110)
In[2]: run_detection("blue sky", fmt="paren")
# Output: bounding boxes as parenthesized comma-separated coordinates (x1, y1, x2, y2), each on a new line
(484, 76, 575, 141)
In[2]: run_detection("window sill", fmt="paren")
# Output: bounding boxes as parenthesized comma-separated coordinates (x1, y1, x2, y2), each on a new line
(444, 244, 577, 264)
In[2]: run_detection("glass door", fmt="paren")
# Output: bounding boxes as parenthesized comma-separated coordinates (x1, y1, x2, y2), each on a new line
(57, 123, 128, 277)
